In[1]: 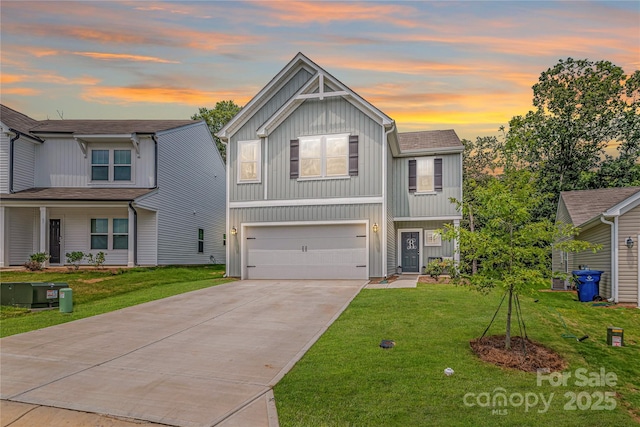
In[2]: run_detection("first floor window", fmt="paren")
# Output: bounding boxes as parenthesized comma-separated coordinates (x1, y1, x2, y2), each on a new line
(112, 218, 129, 249)
(425, 230, 442, 246)
(198, 228, 204, 253)
(91, 218, 108, 249)
(238, 140, 261, 182)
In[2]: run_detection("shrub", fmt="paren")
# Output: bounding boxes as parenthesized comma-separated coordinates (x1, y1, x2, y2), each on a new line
(65, 251, 85, 270)
(425, 258, 458, 281)
(85, 251, 106, 269)
(24, 252, 49, 271)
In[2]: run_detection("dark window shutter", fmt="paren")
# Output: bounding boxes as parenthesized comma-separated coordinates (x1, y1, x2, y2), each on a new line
(290, 139, 299, 179)
(434, 158, 443, 192)
(349, 135, 358, 176)
(408, 159, 417, 193)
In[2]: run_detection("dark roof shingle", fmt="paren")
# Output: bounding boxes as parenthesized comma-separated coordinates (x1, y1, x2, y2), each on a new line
(0, 104, 43, 138)
(560, 187, 640, 226)
(31, 119, 197, 135)
(0, 187, 154, 201)
(397, 130, 462, 152)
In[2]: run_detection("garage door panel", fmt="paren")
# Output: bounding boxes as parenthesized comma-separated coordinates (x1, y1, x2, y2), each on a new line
(245, 224, 368, 280)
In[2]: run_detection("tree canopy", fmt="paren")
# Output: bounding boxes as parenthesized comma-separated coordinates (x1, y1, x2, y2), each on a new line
(192, 100, 242, 162)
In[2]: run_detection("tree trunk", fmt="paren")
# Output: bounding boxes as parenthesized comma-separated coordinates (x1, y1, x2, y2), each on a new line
(505, 286, 513, 349)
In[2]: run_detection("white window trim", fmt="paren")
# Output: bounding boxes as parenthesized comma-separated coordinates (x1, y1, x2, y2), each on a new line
(424, 230, 442, 247)
(416, 157, 435, 194)
(89, 217, 129, 251)
(89, 147, 135, 184)
(298, 133, 350, 180)
(237, 140, 262, 183)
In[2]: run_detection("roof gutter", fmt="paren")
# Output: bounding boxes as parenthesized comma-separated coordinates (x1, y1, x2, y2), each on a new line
(600, 215, 618, 303)
(151, 135, 159, 188)
(382, 121, 396, 278)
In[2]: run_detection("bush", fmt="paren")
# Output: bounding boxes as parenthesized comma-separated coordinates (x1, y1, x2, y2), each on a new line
(65, 251, 85, 270)
(24, 252, 49, 271)
(85, 252, 106, 269)
(425, 258, 458, 281)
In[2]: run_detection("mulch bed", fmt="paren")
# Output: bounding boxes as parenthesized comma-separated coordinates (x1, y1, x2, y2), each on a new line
(470, 335, 566, 373)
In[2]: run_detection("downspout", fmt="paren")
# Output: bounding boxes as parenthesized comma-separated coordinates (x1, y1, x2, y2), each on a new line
(600, 216, 617, 302)
(9, 131, 20, 193)
(382, 122, 396, 278)
(151, 135, 159, 188)
(129, 201, 138, 266)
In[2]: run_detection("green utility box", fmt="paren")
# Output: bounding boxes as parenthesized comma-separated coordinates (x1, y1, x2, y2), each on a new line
(59, 288, 73, 313)
(0, 282, 68, 308)
(607, 326, 624, 347)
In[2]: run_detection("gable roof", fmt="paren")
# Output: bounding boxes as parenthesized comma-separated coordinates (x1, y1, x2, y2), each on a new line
(0, 104, 44, 142)
(217, 52, 394, 141)
(398, 130, 463, 153)
(31, 119, 197, 135)
(560, 186, 640, 226)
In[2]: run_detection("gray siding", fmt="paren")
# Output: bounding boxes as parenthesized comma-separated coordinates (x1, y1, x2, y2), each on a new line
(137, 208, 158, 266)
(0, 130, 9, 193)
(391, 153, 461, 218)
(8, 208, 37, 265)
(618, 205, 639, 303)
(574, 223, 612, 299)
(138, 123, 226, 265)
(395, 220, 456, 270)
(230, 96, 383, 202)
(34, 137, 155, 187)
(13, 139, 35, 191)
(227, 203, 384, 277)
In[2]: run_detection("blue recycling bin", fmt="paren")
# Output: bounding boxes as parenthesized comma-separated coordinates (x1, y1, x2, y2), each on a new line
(572, 270, 604, 302)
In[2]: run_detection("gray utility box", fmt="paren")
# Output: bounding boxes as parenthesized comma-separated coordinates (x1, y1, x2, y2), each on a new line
(1, 282, 69, 308)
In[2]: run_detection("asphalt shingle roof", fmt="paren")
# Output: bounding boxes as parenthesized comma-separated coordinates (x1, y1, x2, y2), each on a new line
(0, 104, 43, 138)
(560, 187, 640, 226)
(0, 187, 154, 201)
(397, 130, 462, 152)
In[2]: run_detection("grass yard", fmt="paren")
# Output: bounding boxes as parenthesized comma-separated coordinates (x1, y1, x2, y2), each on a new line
(0, 265, 234, 337)
(274, 283, 640, 426)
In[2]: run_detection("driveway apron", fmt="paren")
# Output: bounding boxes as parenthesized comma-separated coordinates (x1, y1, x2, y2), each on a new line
(0, 280, 365, 427)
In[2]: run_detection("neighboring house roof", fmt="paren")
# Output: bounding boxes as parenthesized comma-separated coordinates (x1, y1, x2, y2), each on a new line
(31, 119, 197, 135)
(397, 130, 463, 153)
(0, 187, 154, 201)
(560, 187, 640, 226)
(0, 104, 44, 141)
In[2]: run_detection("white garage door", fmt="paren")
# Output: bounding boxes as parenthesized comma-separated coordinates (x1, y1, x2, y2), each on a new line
(245, 224, 368, 279)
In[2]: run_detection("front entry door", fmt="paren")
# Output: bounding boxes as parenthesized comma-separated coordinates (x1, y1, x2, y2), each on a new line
(401, 232, 420, 273)
(49, 219, 61, 264)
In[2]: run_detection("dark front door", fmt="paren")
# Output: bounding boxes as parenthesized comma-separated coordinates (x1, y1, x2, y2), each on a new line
(401, 232, 419, 273)
(49, 219, 61, 264)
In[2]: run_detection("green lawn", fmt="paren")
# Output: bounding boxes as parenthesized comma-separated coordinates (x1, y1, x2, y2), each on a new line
(0, 265, 234, 337)
(274, 283, 640, 426)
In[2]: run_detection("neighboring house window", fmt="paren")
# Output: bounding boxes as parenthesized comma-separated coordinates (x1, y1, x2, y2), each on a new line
(290, 135, 358, 179)
(198, 228, 204, 253)
(238, 140, 261, 182)
(425, 230, 442, 246)
(408, 158, 443, 193)
(91, 150, 109, 181)
(90, 149, 133, 182)
(91, 218, 108, 249)
(112, 218, 129, 249)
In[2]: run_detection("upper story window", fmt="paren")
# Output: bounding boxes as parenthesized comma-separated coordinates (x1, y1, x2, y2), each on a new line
(238, 140, 261, 183)
(299, 134, 349, 178)
(91, 149, 132, 182)
(409, 157, 443, 193)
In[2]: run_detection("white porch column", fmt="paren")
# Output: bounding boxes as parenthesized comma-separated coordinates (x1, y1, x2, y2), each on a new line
(453, 219, 460, 264)
(0, 206, 5, 267)
(39, 207, 48, 261)
(127, 205, 135, 267)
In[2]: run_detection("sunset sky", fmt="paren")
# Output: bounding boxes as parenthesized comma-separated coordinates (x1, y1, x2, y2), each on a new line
(1, 1, 638, 140)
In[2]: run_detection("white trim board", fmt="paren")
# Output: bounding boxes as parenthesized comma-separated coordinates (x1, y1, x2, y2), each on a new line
(229, 196, 383, 209)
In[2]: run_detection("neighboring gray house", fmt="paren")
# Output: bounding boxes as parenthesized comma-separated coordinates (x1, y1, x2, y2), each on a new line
(0, 104, 226, 267)
(553, 187, 640, 306)
(218, 53, 462, 280)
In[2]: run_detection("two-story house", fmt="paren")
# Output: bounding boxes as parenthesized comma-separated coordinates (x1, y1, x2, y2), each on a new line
(218, 53, 462, 280)
(0, 105, 226, 267)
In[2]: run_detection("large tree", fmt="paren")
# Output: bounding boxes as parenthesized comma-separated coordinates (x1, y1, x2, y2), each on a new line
(503, 58, 640, 219)
(192, 100, 242, 162)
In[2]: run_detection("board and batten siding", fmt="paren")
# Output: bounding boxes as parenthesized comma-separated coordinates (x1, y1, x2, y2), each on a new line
(13, 139, 35, 192)
(573, 223, 612, 299)
(227, 203, 384, 277)
(7, 207, 38, 265)
(617, 205, 639, 303)
(229, 96, 383, 202)
(0, 130, 9, 193)
(48, 207, 130, 265)
(391, 153, 461, 218)
(34, 137, 155, 187)
(137, 122, 226, 265)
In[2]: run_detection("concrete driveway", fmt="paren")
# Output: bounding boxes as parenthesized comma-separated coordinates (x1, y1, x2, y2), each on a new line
(0, 280, 365, 427)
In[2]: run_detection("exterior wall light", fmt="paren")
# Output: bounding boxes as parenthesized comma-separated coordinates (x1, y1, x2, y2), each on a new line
(231, 226, 237, 236)
(626, 236, 634, 249)
(372, 223, 379, 233)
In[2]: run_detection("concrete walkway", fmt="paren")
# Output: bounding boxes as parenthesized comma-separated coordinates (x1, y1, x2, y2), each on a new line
(365, 274, 418, 289)
(1, 280, 365, 427)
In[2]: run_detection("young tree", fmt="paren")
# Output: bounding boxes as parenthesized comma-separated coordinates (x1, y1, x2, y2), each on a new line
(442, 170, 597, 349)
(192, 100, 242, 162)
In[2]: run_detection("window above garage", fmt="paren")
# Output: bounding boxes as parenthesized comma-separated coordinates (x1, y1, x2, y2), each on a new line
(290, 133, 358, 180)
